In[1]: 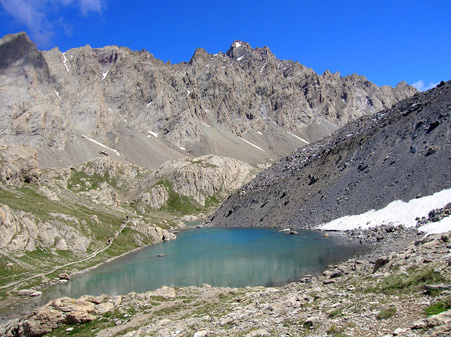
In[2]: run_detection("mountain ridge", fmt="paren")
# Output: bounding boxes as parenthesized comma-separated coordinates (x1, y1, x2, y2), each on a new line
(0, 32, 416, 169)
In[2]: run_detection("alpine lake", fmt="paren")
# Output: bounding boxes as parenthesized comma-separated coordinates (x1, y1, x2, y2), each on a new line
(6, 227, 369, 318)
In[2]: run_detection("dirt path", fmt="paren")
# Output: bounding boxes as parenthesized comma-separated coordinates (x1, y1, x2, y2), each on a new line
(0, 222, 128, 291)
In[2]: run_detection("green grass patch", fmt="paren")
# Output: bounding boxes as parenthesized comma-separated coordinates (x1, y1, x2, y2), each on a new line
(328, 309, 343, 318)
(327, 324, 348, 337)
(67, 169, 116, 192)
(366, 265, 448, 295)
(155, 180, 202, 215)
(377, 305, 397, 320)
(424, 296, 451, 316)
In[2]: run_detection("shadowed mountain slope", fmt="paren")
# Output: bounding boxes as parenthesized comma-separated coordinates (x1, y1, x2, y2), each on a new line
(209, 81, 451, 228)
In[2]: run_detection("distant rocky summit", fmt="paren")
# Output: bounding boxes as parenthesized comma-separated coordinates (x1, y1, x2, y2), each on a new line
(0, 32, 416, 168)
(210, 80, 451, 229)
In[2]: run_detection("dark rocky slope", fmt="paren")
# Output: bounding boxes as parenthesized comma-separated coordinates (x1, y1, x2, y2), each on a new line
(0, 33, 416, 168)
(209, 80, 451, 228)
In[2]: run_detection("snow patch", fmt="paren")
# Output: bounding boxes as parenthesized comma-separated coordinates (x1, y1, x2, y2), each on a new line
(148, 131, 158, 138)
(260, 61, 267, 73)
(419, 217, 451, 235)
(147, 101, 153, 107)
(82, 134, 120, 156)
(287, 131, 309, 144)
(201, 122, 210, 128)
(102, 71, 109, 81)
(257, 131, 263, 135)
(238, 136, 264, 152)
(187, 90, 192, 97)
(317, 188, 451, 233)
(179, 146, 186, 151)
(233, 41, 242, 48)
(108, 108, 113, 112)
(237, 55, 244, 61)
(54, 90, 62, 100)
(62, 52, 69, 72)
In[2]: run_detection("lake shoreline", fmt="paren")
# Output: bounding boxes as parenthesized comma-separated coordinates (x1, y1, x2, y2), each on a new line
(0, 224, 418, 322)
(3, 226, 447, 337)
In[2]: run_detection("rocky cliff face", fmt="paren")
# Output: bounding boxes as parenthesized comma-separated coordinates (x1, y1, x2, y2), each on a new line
(209, 81, 451, 228)
(0, 33, 416, 168)
(150, 155, 258, 207)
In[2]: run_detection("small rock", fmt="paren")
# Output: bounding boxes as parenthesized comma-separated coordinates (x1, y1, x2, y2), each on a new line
(17, 289, 35, 297)
(393, 327, 409, 335)
(427, 310, 451, 327)
(411, 319, 427, 329)
(30, 291, 42, 297)
(304, 316, 321, 328)
(246, 329, 271, 336)
(373, 257, 390, 273)
(58, 273, 71, 280)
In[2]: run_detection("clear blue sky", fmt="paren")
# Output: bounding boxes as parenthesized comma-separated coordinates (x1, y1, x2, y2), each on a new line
(0, 0, 449, 90)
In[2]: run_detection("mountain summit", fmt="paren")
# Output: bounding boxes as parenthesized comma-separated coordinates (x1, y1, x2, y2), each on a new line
(0, 32, 416, 168)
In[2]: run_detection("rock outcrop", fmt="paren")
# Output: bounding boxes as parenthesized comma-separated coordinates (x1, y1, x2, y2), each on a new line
(0, 33, 416, 168)
(209, 80, 451, 229)
(151, 155, 257, 206)
(0, 142, 41, 186)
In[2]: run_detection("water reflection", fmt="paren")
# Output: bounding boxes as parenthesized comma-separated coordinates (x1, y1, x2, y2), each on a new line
(7, 228, 368, 318)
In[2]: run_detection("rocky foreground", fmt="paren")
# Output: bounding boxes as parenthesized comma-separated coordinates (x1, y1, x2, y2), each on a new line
(2, 223, 451, 336)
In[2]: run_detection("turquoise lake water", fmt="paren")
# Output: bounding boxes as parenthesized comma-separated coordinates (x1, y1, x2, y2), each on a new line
(4, 228, 368, 319)
(40, 228, 366, 298)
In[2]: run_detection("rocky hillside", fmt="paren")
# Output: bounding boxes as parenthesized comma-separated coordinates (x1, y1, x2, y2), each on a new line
(209, 80, 451, 229)
(0, 33, 416, 168)
(0, 145, 258, 296)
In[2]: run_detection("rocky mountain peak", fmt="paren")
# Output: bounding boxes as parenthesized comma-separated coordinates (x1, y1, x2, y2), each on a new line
(226, 40, 254, 59)
(0, 32, 39, 71)
(189, 47, 210, 65)
(0, 32, 417, 169)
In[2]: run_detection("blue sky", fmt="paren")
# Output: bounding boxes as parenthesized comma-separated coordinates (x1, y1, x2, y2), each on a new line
(0, 0, 449, 90)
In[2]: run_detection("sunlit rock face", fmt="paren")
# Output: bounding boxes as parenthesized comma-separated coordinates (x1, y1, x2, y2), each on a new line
(0, 33, 416, 169)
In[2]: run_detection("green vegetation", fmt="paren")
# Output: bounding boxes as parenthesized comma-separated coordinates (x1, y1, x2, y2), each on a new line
(153, 179, 202, 215)
(328, 309, 343, 318)
(327, 324, 348, 337)
(365, 265, 448, 295)
(376, 305, 397, 320)
(67, 169, 119, 192)
(424, 296, 451, 316)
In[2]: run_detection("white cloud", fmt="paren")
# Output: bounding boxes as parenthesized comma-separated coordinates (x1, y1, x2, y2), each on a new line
(0, 0, 52, 46)
(412, 80, 439, 92)
(0, 0, 106, 47)
(79, 0, 104, 15)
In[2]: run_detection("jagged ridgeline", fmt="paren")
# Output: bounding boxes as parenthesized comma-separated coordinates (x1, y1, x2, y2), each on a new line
(209, 81, 451, 229)
(0, 33, 415, 169)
